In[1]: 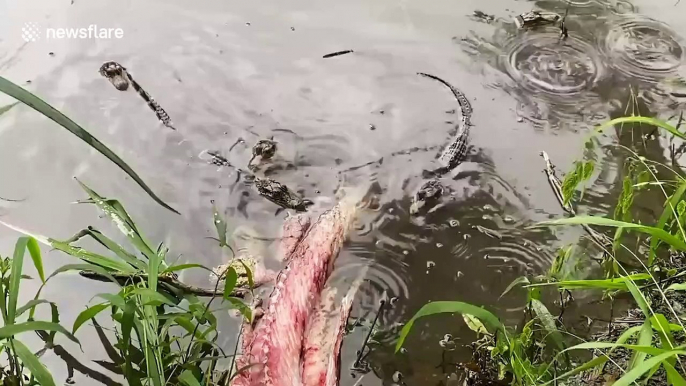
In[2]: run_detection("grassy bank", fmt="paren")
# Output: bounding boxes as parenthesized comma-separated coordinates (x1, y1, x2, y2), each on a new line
(397, 115, 686, 385)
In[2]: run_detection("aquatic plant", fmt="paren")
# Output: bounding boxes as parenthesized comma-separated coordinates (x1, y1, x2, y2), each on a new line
(1, 181, 253, 385)
(0, 237, 79, 386)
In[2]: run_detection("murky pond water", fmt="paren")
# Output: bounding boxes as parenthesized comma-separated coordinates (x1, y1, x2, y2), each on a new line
(1, 0, 685, 384)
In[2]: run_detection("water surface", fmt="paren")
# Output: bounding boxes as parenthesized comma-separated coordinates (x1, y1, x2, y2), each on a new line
(1, 0, 685, 384)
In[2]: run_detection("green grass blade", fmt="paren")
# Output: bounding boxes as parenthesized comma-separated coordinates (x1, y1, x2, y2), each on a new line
(226, 297, 252, 322)
(612, 349, 686, 386)
(237, 259, 254, 291)
(129, 288, 176, 307)
(592, 116, 686, 141)
(212, 204, 229, 248)
(16, 299, 54, 318)
(530, 299, 566, 353)
(8, 237, 29, 324)
(84, 228, 147, 271)
(50, 239, 136, 273)
(525, 273, 652, 290)
(95, 293, 127, 310)
(0, 321, 79, 344)
(75, 180, 157, 261)
(667, 282, 686, 292)
(395, 301, 503, 353)
(121, 300, 141, 386)
(44, 263, 119, 286)
(650, 314, 677, 349)
(0, 76, 178, 214)
(161, 263, 207, 274)
(626, 278, 650, 318)
(650, 180, 686, 265)
(72, 303, 110, 334)
(560, 342, 681, 356)
(223, 267, 238, 301)
(538, 216, 686, 251)
(664, 361, 686, 386)
(500, 277, 529, 299)
(545, 325, 644, 385)
(179, 370, 202, 386)
(25, 237, 45, 283)
(12, 339, 57, 386)
(627, 321, 652, 371)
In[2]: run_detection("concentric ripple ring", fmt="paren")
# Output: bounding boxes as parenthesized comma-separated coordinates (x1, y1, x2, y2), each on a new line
(602, 16, 684, 82)
(502, 28, 605, 100)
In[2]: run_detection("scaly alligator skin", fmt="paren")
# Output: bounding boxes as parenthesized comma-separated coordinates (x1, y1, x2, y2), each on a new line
(254, 177, 310, 212)
(409, 179, 444, 215)
(232, 197, 358, 386)
(253, 139, 277, 160)
(513, 10, 562, 29)
(411, 72, 473, 215)
(99, 61, 176, 130)
(204, 150, 312, 212)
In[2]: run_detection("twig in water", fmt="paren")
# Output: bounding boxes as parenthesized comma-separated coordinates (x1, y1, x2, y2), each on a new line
(354, 297, 385, 368)
(323, 50, 354, 58)
(539, 151, 612, 256)
(559, 5, 570, 40)
(0, 195, 25, 202)
(78, 270, 252, 297)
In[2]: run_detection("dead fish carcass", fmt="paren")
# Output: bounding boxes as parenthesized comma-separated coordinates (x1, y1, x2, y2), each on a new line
(232, 192, 363, 386)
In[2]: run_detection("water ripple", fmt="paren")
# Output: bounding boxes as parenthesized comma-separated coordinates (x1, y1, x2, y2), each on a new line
(601, 16, 685, 83)
(501, 27, 606, 100)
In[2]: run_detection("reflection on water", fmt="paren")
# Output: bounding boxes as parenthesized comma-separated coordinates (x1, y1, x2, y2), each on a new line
(0, 0, 685, 384)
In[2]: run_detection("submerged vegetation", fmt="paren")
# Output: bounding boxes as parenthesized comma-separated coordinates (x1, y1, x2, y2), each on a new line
(397, 115, 686, 385)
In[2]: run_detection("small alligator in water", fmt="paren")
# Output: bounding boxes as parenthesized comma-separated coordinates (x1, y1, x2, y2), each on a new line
(472, 9, 568, 38)
(410, 72, 473, 215)
(98, 61, 177, 130)
(248, 138, 277, 170)
(253, 177, 311, 212)
(206, 150, 312, 212)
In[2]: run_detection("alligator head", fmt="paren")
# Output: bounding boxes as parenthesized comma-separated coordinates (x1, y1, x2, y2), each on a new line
(253, 139, 277, 160)
(410, 179, 444, 215)
(99, 61, 130, 91)
(254, 177, 310, 212)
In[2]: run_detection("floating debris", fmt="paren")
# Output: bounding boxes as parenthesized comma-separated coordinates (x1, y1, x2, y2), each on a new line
(474, 225, 503, 240)
(322, 49, 354, 58)
(471, 10, 495, 23)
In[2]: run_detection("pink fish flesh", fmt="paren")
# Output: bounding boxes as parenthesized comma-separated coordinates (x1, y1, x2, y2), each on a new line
(232, 199, 357, 386)
(302, 265, 367, 386)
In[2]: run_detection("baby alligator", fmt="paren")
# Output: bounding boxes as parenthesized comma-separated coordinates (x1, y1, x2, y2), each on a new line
(98, 61, 176, 130)
(410, 73, 473, 215)
(206, 151, 311, 212)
